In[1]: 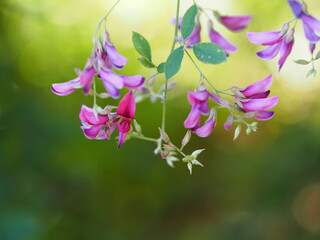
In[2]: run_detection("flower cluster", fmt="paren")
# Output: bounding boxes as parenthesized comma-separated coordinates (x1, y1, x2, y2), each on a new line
(80, 91, 136, 148)
(174, 9, 252, 55)
(51, 32, 145, 98)
(184, 75, 278, 138)
(51, 0, 285, 174)
(247, 0, 320, 71)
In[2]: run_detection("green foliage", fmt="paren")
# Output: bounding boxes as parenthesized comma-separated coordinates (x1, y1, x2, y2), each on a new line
(132, 32, 155, 68)
(157, 62, 165, 73)
(164, 46, 184, 80)
(181, 4, 198, 40)
(193, 43, 227, 64)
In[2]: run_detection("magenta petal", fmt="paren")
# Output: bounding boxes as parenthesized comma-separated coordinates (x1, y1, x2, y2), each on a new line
(99, 69, 124, 89)
(117, 118, 131, 148)
(79, 105, 109, 125)
(80, 67, 96, 95)
(209, 29, 237, 53)
(184, 106, 201, 129)
(247, 31, 282, 45)
(301, 14, 320, 33)
(51, 78, 80, 96)
(195, 117, 216, 138)
(224, 115, 233, 131)
(254, 111, 275, 121)
(220, 15, 252, 32)
(257, 42, 281, 60)
(250, 90, 270, 99)
(104, 83, 121, 99)
(242, 96, 278, 111)
(288, 0, 303, 18)
(302, 22, 320, 43)
(122, 75, 145, 89)
(241, 74, 273, 98)
(105, 42, 128, 70)
(81, 125, 104, 139)
(116, 91, 136, 119)
(278, 38, 294, 71)
(188, 91, 209, 104)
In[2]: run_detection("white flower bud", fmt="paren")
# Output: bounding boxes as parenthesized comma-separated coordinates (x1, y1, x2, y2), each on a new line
(234, 124, 242, 140)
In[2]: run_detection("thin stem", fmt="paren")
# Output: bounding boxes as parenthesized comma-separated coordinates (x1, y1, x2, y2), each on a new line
(161, 0, 181, 132)
(183, 48, 220, 95)
(129, 134, 158, 143)
(94, 0, 122, 38)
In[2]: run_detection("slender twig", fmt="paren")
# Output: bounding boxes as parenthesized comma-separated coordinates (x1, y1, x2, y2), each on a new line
(161, 0, 181, 133)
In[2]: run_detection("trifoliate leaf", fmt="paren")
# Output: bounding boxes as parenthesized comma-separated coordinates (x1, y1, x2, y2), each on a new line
(181, 4, 198, 39)
(165, 46, 184, 80)
(193, 43, 227, 64)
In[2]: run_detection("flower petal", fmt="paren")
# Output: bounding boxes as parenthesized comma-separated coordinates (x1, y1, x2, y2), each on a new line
(240, 74, 273, 98)
(81, 125, 104, 139)
(219, 15, 252, 32)
(184, 106, 201, 129)
(195, 116, 216, 138)
(105, 42, 128, 70)
(254, 111, 275, 121)
(99, 69, 124, 89)
(209, 28, 237, 53)
(117, 118, 131, 148)
(288, 0, 303, 18)
(278, 37, 294, 71)
(188, 90, 209, 104)
(80, 67, 96, 95)
(301, 14, 320, 33)
(122, 75, 145, 89)
(79, 105, 109, 125)
(302, 22, 320, 43)
(224, 115, 234, 131)
(116, 91, 136, 119)
(250, 90, 271, 99)
(247, 31, 282, 45)
(103, 83, 121, 99)
(51, 78, 81, 96)
(256, 42, 281, 60)
(241, 96, 278, 111)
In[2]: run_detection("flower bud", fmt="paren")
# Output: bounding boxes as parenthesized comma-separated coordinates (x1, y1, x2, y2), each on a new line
(191, 149, 205, 159)
(233, 124, 242, 140)
(159, 128, 170, 143)
(181, 130, 191, 148)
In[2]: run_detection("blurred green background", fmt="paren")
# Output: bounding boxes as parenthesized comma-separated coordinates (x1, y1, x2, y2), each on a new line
(1, 0, 320, 239)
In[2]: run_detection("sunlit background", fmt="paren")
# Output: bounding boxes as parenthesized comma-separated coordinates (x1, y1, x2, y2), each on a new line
(1, 0, 320, 239)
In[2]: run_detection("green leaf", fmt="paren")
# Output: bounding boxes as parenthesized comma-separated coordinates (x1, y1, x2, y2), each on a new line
(306, 68, 316, 78)
(138, 58, 156, 68)
(132, 32, 152, 62)
(193, 43, 227, 64)
(165, 46, 184, 80)
(294, 59, 310, 65)
(157, 62, 165, 73)
(181, 4, 198, 39)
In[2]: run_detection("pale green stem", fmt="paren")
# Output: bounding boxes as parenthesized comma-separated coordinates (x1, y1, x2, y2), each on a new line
(161, 0, 181, 134)
(94, 0, 122, 38)
(130, 135, 158, 143)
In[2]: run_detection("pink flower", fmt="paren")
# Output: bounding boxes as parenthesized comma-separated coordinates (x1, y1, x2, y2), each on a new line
(98, 69, 145, 99)
(247, 29, 295, 71)
(79, 105, 116, 140)
(208, 21, 238, 55)
(184, 90, 218, 137)
(288, 0, 320, 43)
(234, 74, 278, 121)
(116, 91, 136, 148)
(215, 13, 252, 32)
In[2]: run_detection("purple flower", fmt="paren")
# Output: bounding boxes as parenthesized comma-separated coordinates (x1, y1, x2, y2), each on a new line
(98, 69, 145, 99)
(79, 105, 115, 140)
(116, 91, 136, 148)
(184, 90, 217, 137)
(247, 29, 295, 71)
(208, 21, 237, 55)
(235, 74, 278, 121)
(288, 0, 320, 43)
(215, 13, 252, 32)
